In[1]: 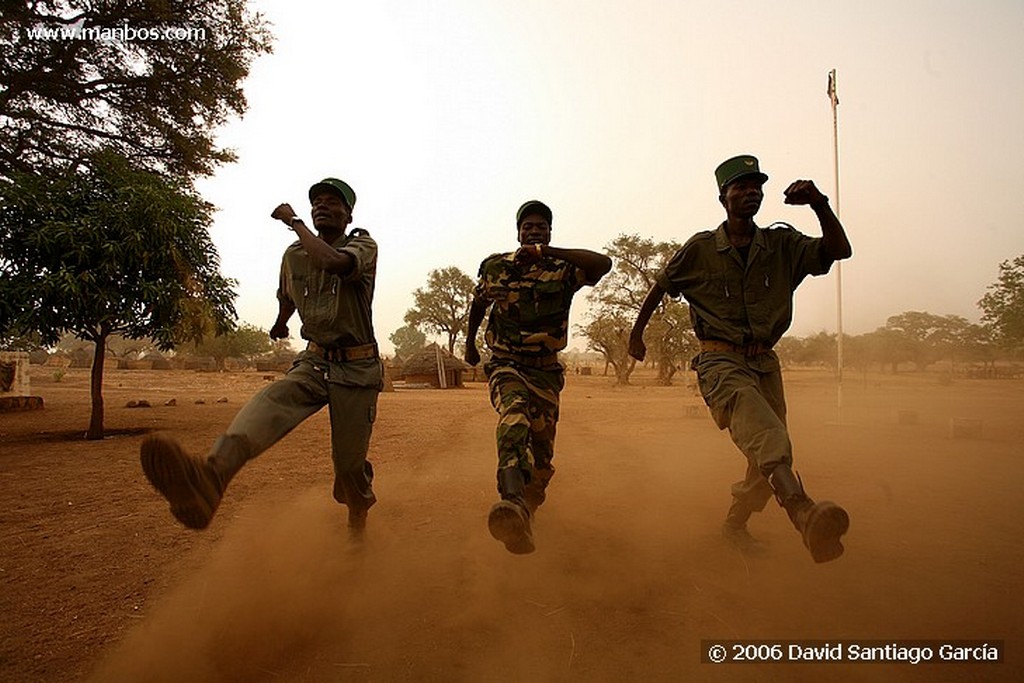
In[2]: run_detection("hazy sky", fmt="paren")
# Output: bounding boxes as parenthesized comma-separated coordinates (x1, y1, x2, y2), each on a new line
(195, 0, 1024, 355)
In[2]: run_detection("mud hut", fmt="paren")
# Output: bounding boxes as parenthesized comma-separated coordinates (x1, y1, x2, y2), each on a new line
(399, 344, 469, 388)
(141, 350, 173, 370)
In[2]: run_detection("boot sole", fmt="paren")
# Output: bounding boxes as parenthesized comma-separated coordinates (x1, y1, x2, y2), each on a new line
(804, 502, 850, 563)
(140, 436, 216, 530)
(488, 502, 535, 554)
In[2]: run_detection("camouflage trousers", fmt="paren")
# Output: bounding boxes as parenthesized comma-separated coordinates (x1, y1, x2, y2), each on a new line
(693, 350, 792, 516)
(484, 359, 564, 484)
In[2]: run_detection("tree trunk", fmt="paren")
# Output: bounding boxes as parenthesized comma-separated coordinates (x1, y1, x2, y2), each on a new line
(614, 357, 636, 385)
(657, 360, 677, 386)
(86, 332, 108, 440)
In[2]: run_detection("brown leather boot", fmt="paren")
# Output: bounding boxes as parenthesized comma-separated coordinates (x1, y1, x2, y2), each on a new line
(769, 465, 849, 563)
(140, 434, 247, 530)
(488, 468, 534, 554)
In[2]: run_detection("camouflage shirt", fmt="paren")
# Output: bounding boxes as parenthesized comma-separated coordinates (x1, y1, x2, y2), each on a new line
(655, 222, 833, 348)
(475, 252, 589, 357)
(277, 228, 378, 349)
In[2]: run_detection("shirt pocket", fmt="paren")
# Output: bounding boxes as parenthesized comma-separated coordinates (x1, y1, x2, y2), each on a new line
(532, 279, 565, 317)
(697, 272, 744, 318)
(288, 273, 308, 300)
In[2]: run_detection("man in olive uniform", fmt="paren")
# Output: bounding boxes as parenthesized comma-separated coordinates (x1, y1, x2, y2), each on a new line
(629, 155, 852, 563)
(466, 200, 612, 554)
(141, 177, 383, 532)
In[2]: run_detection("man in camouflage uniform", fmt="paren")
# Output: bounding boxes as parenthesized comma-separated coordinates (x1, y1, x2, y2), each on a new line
(140, 177, 383, 533)
(629, 155, 853, 563)
(466, 200, 611, 554)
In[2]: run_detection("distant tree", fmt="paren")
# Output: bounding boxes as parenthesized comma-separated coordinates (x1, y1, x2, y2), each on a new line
(952, 321, 997, 367)
(859, 327, 917, 373)
(0, 0, 273, 180)
(774, 336, 805, 368)
(389, 323, 427, 361)
(191, 322, 272, 369)
(582, 233, 690, 385)
(404, 267, 475, 354)
(978, 255, 1024, 351)
(53, 331, 157, 359)
(579, 312, 635, 385)
(885, 311, 971, 371)
(798, 331, 838, 368)
(0, 151, 237, 439)
(644, 297, 697, 384)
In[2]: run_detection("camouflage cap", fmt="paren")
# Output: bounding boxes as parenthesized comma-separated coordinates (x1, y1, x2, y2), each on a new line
(516, 200, 552, 226)
(715, 155, 768, 191)
(309, 177, 356, 211)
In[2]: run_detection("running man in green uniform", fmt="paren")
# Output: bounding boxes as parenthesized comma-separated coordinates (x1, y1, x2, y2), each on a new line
(141, 177, 383, 533)
(630, 155, 853, 563)
(466, 200, 612, 554)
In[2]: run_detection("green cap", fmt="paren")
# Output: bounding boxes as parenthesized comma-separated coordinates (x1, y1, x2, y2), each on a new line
(715, 155, 768, 191)
(309, 177, 356, 211)
(516, 200, 552, 226)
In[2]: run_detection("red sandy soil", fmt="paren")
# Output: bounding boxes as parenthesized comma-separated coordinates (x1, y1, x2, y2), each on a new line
(1, 366, 1022, 682)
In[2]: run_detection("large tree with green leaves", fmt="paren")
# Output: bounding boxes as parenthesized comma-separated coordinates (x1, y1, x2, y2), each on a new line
(404, 266, 475, 354)
(979, 255, 1024, 352)
(0, 151, 237, 438)
(0, 0, 272, 179)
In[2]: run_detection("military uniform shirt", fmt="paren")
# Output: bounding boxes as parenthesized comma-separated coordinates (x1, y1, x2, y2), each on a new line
(277, 228, 378, 349)
(655, 222, 833, 348)
(475, 253, 590, 357)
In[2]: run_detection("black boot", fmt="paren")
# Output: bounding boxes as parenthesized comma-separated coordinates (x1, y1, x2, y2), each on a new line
(488, 468, 534, 554)
(333, 461, 377, 531)
(721, 499, 763, 552)
(523, 466, 554, 514)
(768, 465, 849, 563)
(141, 433, 249, 530)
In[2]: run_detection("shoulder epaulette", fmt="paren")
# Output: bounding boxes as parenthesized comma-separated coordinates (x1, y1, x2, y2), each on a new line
(478, 251, 508, 276)
(683, 229, 716, 247)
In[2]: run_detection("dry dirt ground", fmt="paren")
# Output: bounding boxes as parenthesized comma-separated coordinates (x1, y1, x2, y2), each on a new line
(1, 365, 1022, 682)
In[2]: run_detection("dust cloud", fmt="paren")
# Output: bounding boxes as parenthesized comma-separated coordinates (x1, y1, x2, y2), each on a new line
(87, 371, 1023, 681)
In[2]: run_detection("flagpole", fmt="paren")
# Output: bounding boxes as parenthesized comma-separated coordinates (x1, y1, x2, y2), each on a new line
(828, 68, 844, 422)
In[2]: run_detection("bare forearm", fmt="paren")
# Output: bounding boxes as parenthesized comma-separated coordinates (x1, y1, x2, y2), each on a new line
(274, 299, 295, 326)
(466, 298, 489, 347)
(812, 201, 852, 261)
(631, 284, 664, 339)
(541, 246, 612, 283)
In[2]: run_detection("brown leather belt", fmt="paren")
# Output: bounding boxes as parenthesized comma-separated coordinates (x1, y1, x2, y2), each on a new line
(699, 339, 772, 357)
(307, 341, 378, 362)
(491, 350, 560, 369)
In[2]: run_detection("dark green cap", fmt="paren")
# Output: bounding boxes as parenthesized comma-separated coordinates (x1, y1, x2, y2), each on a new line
(715, 155, 768, 191)
(309, 177, 356, 211)
(516, 200, 552, 226)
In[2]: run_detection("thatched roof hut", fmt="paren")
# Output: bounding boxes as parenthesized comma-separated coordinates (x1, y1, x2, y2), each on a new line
(398, 344, 470, 388)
